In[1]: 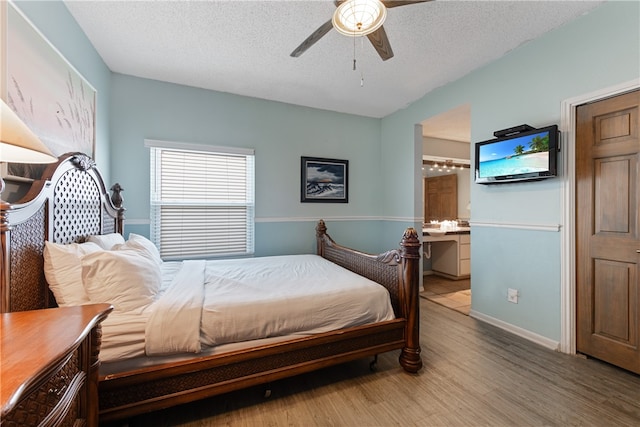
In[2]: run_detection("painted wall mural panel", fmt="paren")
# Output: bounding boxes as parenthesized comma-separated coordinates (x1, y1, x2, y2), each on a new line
(3, 2, 96, 178)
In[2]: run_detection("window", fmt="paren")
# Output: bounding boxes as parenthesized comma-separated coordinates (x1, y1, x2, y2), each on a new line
(146, 139, 255, 260)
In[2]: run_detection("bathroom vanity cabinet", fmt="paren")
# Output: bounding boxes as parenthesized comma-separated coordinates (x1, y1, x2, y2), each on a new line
(423, 231, 470, 279)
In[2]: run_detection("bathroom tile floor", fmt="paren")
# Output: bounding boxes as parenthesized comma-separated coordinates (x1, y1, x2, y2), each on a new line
(420, 274, 471, 315)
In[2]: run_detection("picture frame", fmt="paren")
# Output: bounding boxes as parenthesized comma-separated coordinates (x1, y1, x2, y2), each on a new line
(1, 1, 96, 180)
(300, 156, 349, 203)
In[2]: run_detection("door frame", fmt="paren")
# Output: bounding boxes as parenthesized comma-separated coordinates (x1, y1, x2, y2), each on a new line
(559, 78, 640, 354)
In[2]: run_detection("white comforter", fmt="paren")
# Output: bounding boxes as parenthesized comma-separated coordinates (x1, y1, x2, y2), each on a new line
(145, 260, 206, 355)
(100, 254, 395, 362)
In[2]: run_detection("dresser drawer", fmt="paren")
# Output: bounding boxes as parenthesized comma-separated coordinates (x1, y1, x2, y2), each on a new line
(3, 350, 85, 427)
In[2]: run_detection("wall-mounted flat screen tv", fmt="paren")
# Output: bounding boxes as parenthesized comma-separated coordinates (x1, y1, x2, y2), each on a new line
(475, 125, 559, 184)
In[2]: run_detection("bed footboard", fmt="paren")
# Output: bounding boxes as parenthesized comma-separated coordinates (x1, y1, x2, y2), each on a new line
(97, 222, 422, 421)
(315, 220, 422, 373)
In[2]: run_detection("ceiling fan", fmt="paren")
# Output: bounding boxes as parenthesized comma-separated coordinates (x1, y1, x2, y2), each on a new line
(290, 0, 430, 61)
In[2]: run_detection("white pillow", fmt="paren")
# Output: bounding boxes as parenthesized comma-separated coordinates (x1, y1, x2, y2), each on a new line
(44, 241, 103, 306)
(121, 233, 163, 266)
(86, 233, 125, 250)
(81, 249, 161, 312)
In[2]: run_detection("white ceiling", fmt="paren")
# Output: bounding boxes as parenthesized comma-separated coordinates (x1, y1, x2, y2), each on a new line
(421, 103, 470, 142)
(63, 0, 603, 119)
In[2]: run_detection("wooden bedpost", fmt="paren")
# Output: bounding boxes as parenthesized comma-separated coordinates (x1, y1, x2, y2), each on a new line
(110, 183, 126, 235)
(398, 227, 423, 373)
(316, 219, 423, 373)
(0, 200, 11, 313)
(315, 219, 329, 257)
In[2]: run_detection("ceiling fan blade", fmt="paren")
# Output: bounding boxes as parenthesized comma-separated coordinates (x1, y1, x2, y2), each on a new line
(290, 19, 334, 58)
(383, 0, 431, 8)
(367, 25, 394, 61)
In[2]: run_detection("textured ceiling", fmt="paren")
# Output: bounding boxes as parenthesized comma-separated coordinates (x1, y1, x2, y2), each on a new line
(63, 0, 603, 119)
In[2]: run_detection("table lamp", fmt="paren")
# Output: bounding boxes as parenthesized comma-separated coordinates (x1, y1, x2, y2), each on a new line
(0, 99, 57, 206)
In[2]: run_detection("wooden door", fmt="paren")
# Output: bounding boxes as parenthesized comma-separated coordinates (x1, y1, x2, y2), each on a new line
(424, 174, 457, 222)
(576, 89, 640, 374)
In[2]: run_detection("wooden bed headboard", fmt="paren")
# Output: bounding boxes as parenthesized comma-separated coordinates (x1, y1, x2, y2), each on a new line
(0, 153, 124, 312)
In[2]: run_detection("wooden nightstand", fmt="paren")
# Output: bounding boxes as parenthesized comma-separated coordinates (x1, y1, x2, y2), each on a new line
(1, 304, 112, 427)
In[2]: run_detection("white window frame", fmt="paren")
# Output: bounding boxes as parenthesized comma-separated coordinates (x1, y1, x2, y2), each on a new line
(146, 139, 255, 260)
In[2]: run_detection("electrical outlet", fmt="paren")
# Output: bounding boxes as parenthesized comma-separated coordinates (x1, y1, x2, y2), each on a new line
(507, 288, 519, 304)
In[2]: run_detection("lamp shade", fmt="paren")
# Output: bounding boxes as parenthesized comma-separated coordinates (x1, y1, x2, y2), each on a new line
(0, 99, 57, 164)
(332, 0, 387, 37)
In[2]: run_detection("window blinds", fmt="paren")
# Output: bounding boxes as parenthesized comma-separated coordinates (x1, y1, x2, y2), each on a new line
(147, 140, 255, 259)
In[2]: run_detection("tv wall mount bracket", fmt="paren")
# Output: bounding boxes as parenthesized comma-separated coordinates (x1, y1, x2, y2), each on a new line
(493, 124, 536, 138)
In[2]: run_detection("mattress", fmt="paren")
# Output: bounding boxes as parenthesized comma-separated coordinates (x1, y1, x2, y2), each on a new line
(99, 254, 395, 363)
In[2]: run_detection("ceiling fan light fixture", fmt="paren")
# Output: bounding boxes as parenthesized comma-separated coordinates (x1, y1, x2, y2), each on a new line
(332, 0, 387, 37)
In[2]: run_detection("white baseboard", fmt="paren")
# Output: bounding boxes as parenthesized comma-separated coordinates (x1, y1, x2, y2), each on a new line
(469, 310, 560, 351)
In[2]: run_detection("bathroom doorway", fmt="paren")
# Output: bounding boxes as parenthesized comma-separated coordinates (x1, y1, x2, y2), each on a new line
(419, 104, 472, 314)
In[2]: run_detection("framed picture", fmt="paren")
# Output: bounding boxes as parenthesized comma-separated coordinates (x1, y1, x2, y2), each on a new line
(1, 2, 96, 180)
(300, 156, 349, 203)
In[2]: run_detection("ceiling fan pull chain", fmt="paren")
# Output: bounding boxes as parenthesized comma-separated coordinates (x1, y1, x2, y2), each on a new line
(358, 36, 364, 86)
(353, 33, 357, 71)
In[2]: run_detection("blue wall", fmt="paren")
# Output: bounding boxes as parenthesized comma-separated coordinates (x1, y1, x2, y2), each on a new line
(11, 1, 640, 344)
(381, 1, 640, 342)
(109, 74, 388, 255)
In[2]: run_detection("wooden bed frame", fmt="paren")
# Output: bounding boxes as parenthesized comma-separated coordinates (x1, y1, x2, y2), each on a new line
(0, 153, 422, 423)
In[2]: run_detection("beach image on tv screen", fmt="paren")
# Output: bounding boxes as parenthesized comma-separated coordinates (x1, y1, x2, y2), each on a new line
(478, 131, 550, 178)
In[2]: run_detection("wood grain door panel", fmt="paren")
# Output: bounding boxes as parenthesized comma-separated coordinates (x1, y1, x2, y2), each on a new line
(424, 175, 457, 222)
(576, 89, 640, 374)
(593, 259, 636, 343)
(594, 157, 633, 234)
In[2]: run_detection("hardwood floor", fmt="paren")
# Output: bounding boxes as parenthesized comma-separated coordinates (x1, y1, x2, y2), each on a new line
(120, 299, 640, 426)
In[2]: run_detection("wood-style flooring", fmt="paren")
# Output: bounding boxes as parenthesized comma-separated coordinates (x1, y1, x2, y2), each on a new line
(120, 299, 640, 426)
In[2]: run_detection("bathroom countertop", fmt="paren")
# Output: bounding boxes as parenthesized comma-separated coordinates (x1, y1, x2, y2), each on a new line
(422, 227, 470, 243)
(422, 226, 470, 235)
